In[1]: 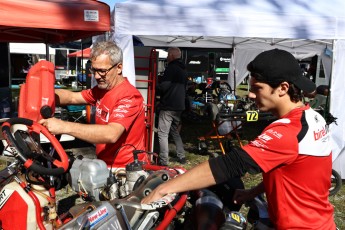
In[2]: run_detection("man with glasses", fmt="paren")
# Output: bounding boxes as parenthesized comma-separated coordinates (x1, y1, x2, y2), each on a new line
(39, 41, 149, 168)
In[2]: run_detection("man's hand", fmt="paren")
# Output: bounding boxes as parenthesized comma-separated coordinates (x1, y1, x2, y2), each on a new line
(141, 184, 166, 204)
(141, 161, 216, 204)
(233, 182, 265, 205)
(39, 117, 68, 135)
(232, 188, 257, 205)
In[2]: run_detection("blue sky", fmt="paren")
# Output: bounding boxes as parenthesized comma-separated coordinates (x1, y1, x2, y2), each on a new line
(99, 0, 126, 9)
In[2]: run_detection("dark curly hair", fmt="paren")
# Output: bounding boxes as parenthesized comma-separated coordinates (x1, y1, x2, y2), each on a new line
(250, 73, 303, 103)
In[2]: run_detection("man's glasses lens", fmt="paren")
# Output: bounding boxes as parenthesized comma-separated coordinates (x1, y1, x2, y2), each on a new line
(90, 63, 118, 76)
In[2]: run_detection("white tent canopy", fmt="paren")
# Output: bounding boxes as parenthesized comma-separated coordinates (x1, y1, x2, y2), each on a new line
(10, 43, 56, 55)
(112, 0, 345, 178)
(136, 36, 332, 88)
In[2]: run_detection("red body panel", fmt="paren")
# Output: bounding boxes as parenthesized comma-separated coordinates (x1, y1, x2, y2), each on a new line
(0, 191, 28, 229)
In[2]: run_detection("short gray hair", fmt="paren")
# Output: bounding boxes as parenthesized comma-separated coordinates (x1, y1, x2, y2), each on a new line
(168, 47, 181, 59)
(90, 41, 123, 65)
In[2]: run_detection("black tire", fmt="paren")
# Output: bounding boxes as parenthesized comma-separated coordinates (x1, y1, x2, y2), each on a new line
(329, 169, 342, 196)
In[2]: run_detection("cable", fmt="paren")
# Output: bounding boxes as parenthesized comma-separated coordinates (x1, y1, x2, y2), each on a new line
(108, 143, 136, 178)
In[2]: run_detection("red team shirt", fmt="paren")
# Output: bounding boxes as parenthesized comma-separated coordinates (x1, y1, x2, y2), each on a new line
(81, 78, 149, 168)
(243, 105, 335, 229)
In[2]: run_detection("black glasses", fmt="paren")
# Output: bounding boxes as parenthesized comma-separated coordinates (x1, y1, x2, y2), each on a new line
(89, 63, 119, 77)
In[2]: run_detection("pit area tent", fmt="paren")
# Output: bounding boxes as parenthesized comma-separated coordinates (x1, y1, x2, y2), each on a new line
(112, 0, 345, 178)
(0, 0, 110, 43)
(68, 48, 91, 58)
(0, 0, 110, 87)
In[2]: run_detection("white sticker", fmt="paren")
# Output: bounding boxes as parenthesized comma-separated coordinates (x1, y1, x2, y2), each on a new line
(84, 10, 99, 22)
(141, 193, 176, 210)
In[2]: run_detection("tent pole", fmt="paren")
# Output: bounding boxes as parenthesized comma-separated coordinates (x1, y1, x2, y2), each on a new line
(233, 69, 236, 95)
(231, 46, 236, 95)
(45, 43, 50, 61)
(81, 42, 84, 88)
(324, 41, 335, 118)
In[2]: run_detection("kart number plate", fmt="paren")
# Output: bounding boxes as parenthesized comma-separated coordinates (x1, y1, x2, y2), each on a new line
(246, 111, 259, 122)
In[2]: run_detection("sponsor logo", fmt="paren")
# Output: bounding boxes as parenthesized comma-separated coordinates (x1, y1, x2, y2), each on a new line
(114, 108, 128, 113)
(96, 106, 110, 122)
(88, 206, 109, 227)
(266, 129, 283, 139)
(219, 57, 231, 62)
(120, 99, 133, 103)
(314, 126, 328, 141)
(118, 104, 130, 109)
(250, 140, 268, 150)
(258, 133, 273, 143)
(114, 113, 125, 118)
(231, 213, 241, 223)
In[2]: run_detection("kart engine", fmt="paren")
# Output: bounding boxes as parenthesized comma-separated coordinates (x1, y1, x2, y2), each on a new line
(68, 154, 151, 201)
(61, 155, 179, 229)
(0, 155, 178, 230)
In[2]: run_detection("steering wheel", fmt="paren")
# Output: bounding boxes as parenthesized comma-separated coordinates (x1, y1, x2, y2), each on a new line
(1, 117, 69, 176)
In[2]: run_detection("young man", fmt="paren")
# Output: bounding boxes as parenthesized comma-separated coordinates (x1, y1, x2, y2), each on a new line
(157, 47, 187, 165)
(39, 41, 149, 168)
(142, 49, 335, 229)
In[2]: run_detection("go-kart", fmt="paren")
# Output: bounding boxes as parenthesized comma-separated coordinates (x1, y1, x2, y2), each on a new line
(0, 117, 269, 230)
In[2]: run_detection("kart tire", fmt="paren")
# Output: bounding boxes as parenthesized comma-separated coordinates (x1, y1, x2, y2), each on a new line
(329, 169, 342, 196)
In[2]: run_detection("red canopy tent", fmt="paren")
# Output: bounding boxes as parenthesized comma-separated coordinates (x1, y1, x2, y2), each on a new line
(68, 47, 91, 58)
(0, 0, 110, 43)
(0, 0, 110, 118)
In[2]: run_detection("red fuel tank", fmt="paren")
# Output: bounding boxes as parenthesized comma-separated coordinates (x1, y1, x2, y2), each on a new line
(18, 60, 55, 121)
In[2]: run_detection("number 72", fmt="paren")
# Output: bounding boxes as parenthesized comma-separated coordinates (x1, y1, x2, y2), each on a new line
(246, 111, 259, 121)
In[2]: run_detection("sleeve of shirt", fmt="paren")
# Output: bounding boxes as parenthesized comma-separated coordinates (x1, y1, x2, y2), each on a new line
(158, 66, 173, 93)
(209, 146, 261, 184)
(81, 88, 98, 105)
(242, 120, 299, 173)
(108, 93, 144, 131)
(158, 81, 171, 93)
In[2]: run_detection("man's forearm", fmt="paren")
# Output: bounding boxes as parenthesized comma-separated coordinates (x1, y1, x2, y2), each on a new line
(158, 161, 216, 195)
(55, 89, 73, 105)
(55, 89, 86, 105)
(142, 160, 220, 204)
(56, 120, 124, 144)
(43, 118, 125, 144)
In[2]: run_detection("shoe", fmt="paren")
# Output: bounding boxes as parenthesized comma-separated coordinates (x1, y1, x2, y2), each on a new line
(177, 157, 186, 164)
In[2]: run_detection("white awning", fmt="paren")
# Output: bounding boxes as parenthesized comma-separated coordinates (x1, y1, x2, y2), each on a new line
(9, 43, 56, 55)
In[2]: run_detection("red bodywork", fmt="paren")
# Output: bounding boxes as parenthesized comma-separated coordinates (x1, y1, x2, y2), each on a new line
(0, 191, 29, 229)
